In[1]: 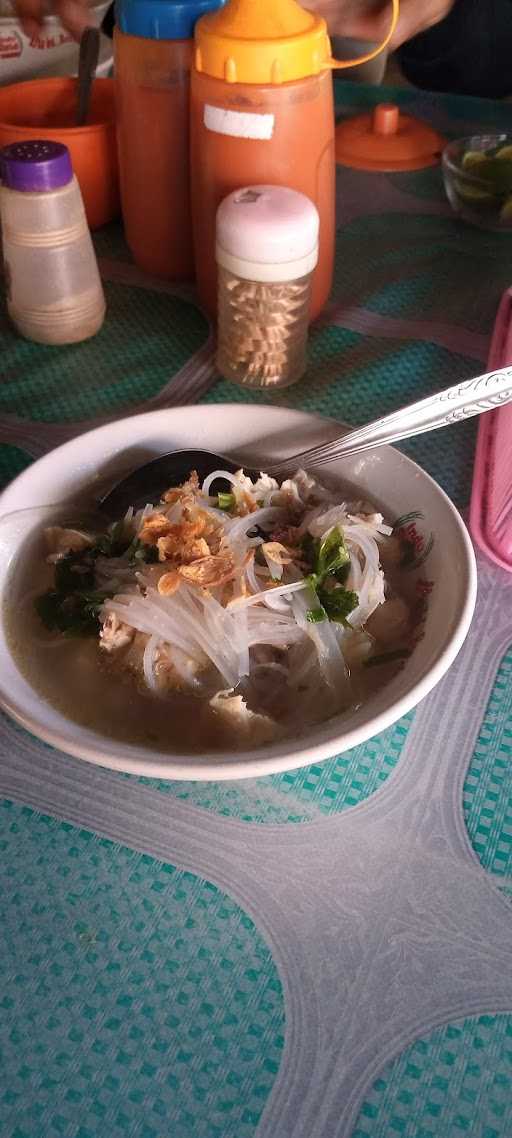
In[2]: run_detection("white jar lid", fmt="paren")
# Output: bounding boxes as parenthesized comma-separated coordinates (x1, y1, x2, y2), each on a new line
(216, 185, 319, 283)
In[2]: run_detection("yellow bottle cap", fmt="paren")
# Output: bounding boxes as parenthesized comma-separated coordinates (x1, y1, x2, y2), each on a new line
(194, 0, 400, 86)
(194, 0, 332, 84)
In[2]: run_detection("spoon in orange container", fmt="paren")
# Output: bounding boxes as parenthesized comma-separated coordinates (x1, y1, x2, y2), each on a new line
(76, 26, 100, 127)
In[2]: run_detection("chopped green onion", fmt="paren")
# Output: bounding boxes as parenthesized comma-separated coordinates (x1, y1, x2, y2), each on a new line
(217, 491, 236, 511)
(35, 587, 112, 637)
(306, 607, 327, 623)
(317, 585, 358, 625)
(130, 540, 159, 564)
(317, 526, 350, 577)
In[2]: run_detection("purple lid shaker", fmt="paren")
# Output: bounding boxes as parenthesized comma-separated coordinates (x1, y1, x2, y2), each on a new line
(0, 140, 73, 192)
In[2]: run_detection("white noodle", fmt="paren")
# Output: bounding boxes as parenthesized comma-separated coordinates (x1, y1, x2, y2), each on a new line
(143, 635, 160, 692)
(226, 507, 285, 546)
(201, 470, 239, 497)
(229, 579, 309, 609)
(89, 471, 408, 731)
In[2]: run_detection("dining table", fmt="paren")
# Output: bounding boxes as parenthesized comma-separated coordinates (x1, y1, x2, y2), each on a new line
(1, 78, 512, 1138)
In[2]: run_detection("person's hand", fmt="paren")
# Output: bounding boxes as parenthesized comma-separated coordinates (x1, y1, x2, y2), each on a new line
(16, 0, 92, 41)
(303, 0, 456, 49)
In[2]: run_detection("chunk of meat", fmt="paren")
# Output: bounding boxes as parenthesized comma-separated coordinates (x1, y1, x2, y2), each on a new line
(45, 526, 94, 562)
(99, 613, 135, 653)
(378, 534, 402, 570)
(365, 597, 410, 645)
(270, 525, 302, 548)
(155, 645, 204, 692)
(209, 690, 277, 746)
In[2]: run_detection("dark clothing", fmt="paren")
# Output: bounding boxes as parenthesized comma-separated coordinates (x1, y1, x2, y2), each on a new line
(398, 0, 512, 99)
(101, 4, 114, 37)
(102, 0, 512, 99)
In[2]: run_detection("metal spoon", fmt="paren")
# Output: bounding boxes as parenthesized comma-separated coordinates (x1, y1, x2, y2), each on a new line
(76, 26, 100, 127)
(99, 450, 259, 519)
(98, 361, 512, 518)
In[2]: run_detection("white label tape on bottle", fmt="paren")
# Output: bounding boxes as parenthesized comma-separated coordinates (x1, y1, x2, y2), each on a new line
(204, 105, 275, 141)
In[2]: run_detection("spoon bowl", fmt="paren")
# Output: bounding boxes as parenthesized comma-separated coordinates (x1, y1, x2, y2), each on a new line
(98, 449, 259, 518)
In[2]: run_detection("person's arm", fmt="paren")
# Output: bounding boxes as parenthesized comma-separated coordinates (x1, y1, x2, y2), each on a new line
(302, 0, 456, 48)
(15, 0, 93, 40)
(15, 0, 455, 44)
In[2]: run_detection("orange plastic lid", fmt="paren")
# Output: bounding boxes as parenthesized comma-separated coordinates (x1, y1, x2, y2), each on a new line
(194, 0, 332, 84)
(335, 103, 445, 172)
(194, 0, 400, 85)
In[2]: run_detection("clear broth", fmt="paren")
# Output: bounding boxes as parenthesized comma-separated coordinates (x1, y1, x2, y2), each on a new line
(6, 525, 416, 755)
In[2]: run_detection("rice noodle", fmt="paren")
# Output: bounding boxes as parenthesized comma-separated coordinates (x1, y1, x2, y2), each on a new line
(228, 579, 309, 609)
(244, 555, 262, 595)
(226, 507, 285, 547)
(167, 644, 203, 690)
(291, 588, 351, 698)
(201, 470, 240, 497)
(89, 467, 407, 734)
(143, 635, 160, 693)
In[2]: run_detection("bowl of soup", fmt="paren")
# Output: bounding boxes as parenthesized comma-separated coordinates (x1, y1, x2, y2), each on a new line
(0, 75, 118, 228)
(0, 404, 477, 780)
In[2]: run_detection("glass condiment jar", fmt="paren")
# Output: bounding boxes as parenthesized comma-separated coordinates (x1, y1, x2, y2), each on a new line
(216, 184, 319, 388)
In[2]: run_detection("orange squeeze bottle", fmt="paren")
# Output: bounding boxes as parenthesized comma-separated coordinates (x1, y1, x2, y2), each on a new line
(190, 0, 398, 320)
(114, 0, 223, 280)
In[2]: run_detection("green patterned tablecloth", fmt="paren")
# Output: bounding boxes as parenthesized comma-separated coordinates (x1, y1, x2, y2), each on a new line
(1, 81, 512, 1138)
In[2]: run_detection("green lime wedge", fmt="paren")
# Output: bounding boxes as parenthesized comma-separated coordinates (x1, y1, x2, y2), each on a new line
(462, 150, 488, 169)
(462, 157, 512, 194)
(455, 180, 495, 205)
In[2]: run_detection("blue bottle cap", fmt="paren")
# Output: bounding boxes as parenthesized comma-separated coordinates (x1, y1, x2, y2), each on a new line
(116, 0, 223, 40)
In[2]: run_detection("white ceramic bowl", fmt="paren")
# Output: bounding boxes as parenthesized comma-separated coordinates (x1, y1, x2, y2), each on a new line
(0, 1, 110, 84)
(0, 404, 477, 780)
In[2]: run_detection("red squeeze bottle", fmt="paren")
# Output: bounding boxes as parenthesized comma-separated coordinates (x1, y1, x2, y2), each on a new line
(114, 0, 223, 280)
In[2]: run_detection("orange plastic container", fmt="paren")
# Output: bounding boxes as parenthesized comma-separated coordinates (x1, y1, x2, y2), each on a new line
(0, 77, 118, 231)
(190, 0, 399, 321)
(114, 31, 192, 278)
(114, 0, 223, 280)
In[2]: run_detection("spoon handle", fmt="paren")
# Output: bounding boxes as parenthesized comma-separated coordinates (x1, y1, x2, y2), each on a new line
(76, 27, 100, 127)
(270, 363, 512, 473)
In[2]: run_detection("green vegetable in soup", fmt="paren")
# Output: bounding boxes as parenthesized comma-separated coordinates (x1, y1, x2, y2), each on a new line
(302, 526, 357, 626)
(35, 587, 110, 636)
(35, 521, 159, 638)
(317, 584, 358, 624)
(217, 492, 236, 511)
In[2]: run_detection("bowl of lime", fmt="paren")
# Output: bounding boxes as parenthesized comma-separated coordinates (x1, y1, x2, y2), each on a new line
(442, 134, 512, 230)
